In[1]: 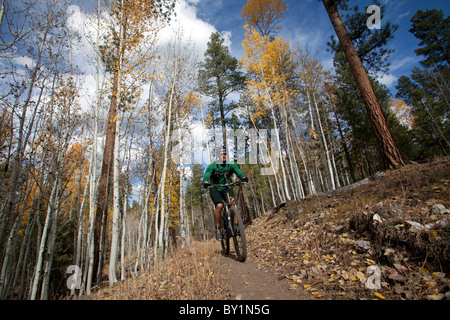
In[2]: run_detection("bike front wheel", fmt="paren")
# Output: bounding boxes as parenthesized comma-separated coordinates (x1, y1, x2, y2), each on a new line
(229, 208, 247, 262)
(220, 225, 230, 256)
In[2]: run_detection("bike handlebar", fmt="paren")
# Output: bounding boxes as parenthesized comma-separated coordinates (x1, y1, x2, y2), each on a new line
(205, 181, 247, 189)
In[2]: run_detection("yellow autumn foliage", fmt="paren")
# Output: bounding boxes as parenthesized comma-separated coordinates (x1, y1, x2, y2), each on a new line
(240, 25, 297, 122)
(241, 0, 288, 37)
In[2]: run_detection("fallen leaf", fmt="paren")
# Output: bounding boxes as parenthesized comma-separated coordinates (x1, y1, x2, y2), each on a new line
(388, 271, 406, 282)
(374, 292, 386, 300)
(341, 271, 349, 280)
(356, 271, 366, 282)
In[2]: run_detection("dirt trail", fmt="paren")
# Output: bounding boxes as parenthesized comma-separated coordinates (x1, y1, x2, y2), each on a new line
(218, 252, 307, 300)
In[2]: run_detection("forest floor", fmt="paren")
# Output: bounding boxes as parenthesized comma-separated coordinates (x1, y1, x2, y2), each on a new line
(91, 156, 449, 301)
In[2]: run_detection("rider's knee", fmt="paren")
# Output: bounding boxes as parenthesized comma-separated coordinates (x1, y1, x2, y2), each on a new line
(215, 203, 223, 210)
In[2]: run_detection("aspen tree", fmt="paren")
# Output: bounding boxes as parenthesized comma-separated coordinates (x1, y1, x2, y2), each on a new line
(93, 0, 175, 283)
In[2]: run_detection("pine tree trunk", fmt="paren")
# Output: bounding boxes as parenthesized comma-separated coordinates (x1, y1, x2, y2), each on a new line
(322, 0, 406, 169)
(93, 0, 127, 282)
(93, 67, 118, 284)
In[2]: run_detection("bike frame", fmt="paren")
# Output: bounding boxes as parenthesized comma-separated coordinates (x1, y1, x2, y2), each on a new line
(207, 181, 247, 262)
(208, 181, 245, 237)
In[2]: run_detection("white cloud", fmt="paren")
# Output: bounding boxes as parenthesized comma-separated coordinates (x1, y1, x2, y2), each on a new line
(377, 73, 397, 87)
(158, 0, 218, 57)
(11, 55, 35, 70)
(221, 30, 232, 48)
(389, 56, 416, 72)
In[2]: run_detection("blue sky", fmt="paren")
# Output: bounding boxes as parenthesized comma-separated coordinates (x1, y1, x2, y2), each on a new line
(5, 0, 447, 99)
(187, 0, 449, 94)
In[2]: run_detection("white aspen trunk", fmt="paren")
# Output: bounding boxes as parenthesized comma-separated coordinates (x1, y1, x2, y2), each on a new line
(0, 6, 53, 247)
(120, 190, 127, 281)
(120, 132, 132, 281)
(108, 0, 126, 287)
(189, 194, 194, 242)
(17, 212, 35, 299)
(292, 113, 316, 195)
(288, 116, 305, 199)
(163, 173, 174, 258)
(140, 175, 151, 270)
(153, 184, 161, 262)
(199, 104, 211, 163)
(40, 186, 60, 300)
(248, 114, 283, 204)
(10, 187, 37, 300)
(157, 58, 177, 260)
(85, 0, 101, 296)
(145, 190, 156, 270)
(134, 210, 144, 276)
(109, 114, 121, 287)
(317, 164, 325, 192)
(177, 113, 187, 249)
(313, 93, 335, 190)
(179, 158, 187, 249)
(0, 176, 35, 299)
(85, 167, 96, 296)
(29, 176, 58, 300)
(71, 173, 90, 296)
(285, 119, 303, 199)
(268, 101, 290, 202)
(267, 176, 276, 208)
(140, 82, 155, 270)
(306, 89, 316, 133)
(249, 59, 288, 202)
(0, 210, 21, 298)
(329, 133, 341, 188)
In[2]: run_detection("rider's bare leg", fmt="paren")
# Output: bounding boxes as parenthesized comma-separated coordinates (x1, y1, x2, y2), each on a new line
(214, 203, 223, 229)
(230, 197, 238, 224)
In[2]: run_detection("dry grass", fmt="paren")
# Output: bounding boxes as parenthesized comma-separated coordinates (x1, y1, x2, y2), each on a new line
(90, 240, 234, 300)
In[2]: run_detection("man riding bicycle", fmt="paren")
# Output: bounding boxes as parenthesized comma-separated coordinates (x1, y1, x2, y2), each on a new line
(203, 149, 248, 240)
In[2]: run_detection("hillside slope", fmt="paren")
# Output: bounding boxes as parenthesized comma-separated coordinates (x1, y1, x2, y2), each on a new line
(246, 156, 449, 300)
(91, 157, 449, 301)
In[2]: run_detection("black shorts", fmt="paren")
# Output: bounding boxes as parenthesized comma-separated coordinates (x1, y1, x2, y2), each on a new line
(209, 188, 235, 207)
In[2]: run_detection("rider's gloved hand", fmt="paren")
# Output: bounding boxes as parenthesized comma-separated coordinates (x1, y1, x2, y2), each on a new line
(203, 182, 211, 189)
(241, 177, 249, 183)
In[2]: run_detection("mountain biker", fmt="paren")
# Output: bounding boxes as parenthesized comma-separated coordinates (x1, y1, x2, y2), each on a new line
(203, 149, 248, 240)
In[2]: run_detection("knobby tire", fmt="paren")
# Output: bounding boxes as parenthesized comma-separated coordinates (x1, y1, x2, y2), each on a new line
(229, 208, 247, 262)
(221, 224, 230, 255)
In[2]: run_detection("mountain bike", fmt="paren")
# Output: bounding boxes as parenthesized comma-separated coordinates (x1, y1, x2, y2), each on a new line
(208, 181, 247, 262)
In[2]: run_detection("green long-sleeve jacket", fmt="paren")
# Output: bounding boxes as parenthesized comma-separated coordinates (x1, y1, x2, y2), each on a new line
(203, 162, 245, 190)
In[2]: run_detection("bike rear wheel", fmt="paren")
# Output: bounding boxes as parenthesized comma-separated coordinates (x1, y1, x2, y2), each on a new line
(229, 208, 247, 262)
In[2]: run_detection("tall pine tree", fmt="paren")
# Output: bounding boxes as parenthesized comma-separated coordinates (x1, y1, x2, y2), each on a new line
(198, 32, 245, 149)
